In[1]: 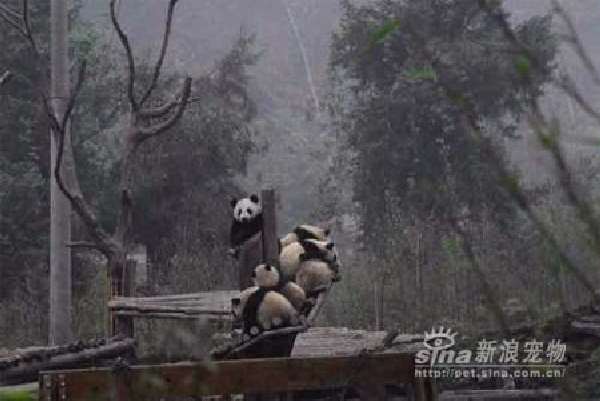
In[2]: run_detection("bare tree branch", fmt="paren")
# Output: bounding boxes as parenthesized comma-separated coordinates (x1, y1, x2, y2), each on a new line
(67, 241, 103, 250)
(139, 0, 179, 106)
(552, 0, 600, 87)
(0, 2, 22, 22)
(553, 75, 600, 127)
(0, 70, 11, 87)
(0, 5, 26, 36)
(139, 96, 179, 118)
(136, 76, 192, 142)
(20, 0, 37, 54)
(50, 62, 115, 255)
(110, 0, 138, 112)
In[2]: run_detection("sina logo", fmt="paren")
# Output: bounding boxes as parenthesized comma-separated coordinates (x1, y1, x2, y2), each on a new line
(415, 327, 472, 366)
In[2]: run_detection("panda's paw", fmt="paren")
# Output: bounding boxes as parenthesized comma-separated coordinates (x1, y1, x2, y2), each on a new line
(272, 317, 283, 327)
(250, 326, 260, 336)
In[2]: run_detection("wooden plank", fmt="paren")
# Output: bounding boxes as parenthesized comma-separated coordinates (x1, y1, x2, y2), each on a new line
(439, 389, 559, 400)
(293, 328, 424, 357)
(39, 353, 415, 401)
(108, 304, 230, 314)
(108, 291, 239, 318)
(111, 291, 240, 303)
(111, 311, 234, 320)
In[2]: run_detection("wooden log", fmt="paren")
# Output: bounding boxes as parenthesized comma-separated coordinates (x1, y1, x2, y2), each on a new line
(0, 339, 135, 386)
(38, 353, 416, 401)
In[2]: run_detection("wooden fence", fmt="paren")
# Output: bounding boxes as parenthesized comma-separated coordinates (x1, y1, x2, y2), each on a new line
(39, 353, 437, 401)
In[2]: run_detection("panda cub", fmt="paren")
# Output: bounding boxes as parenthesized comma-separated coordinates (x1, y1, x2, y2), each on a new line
(233, 264, 300, 338)
(279, 224, 332, 278)
(296, 239, 341, 298)
(253, 263, 307, 312)
(229, 194, 262, 258)
(279, 224, 330, 249)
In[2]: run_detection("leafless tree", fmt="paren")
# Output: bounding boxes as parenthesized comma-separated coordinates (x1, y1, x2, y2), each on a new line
(0, 0, 192, 335)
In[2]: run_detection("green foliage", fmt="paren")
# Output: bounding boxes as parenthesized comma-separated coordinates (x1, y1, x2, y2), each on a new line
(514, 54, 532, 79)
(404, 66, 437, 81)
(0, 389, 37, 401)
(329, 0, 557, 248)
(370, 19, 400, 45)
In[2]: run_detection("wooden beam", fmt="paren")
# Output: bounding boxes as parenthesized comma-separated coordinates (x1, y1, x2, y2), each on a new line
(260, 189, 279, 267)
(39, 353, 416, 401)
(238, 233, 262, 290)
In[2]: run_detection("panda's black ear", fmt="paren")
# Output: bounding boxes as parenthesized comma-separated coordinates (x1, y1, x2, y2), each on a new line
(326, 242, 335, 250)
(250, 194, 259, 203)
(230, 197, 238, 209)
(265, 264, 272, 271)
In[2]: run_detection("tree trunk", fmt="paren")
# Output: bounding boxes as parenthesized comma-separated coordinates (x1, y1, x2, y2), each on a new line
(49, 0, 73, 345)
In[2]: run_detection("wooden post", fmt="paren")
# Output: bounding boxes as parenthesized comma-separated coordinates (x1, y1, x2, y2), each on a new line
(261, 189, 279, 267)
(238, 234, 263, 290)
(111, 258, 136, 338)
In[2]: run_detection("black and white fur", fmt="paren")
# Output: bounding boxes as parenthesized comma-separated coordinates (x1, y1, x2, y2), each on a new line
(253, 263, 307, 312)
(295, 239, 340, 297)
(239, 287, 299, 337)
(278, 224, 332, 278)
(229, 194, 262, 258)
(279, 224, 330, 250)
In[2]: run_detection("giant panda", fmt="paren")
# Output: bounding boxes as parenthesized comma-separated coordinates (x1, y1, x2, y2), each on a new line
(295, 239, 341, 298)
(301, 238, 340, 275)
(279, 224, 331, 249)
(241, 287, 299, 337)
(231, 285, 258, 322)
(278, 225, 332, 278)
(229, 194, 262, 258)
(253, 263, 307, 312)
(279, 235, 340, 279)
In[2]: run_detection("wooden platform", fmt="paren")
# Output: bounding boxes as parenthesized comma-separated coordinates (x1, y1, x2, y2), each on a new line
(293, 327, 424, 357)
(108, 290, 240, 319)
(39, 352, 431, 401)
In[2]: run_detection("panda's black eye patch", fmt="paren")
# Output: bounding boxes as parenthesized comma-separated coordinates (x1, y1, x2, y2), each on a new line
(247, 208, 252, 214)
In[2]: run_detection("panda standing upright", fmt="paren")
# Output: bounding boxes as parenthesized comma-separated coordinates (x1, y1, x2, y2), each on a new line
(229, 194, 263, 258)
